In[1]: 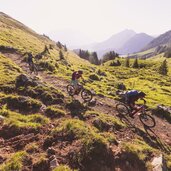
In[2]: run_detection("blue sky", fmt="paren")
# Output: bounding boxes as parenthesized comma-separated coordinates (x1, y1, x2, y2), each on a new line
(0, 0, 171, 42)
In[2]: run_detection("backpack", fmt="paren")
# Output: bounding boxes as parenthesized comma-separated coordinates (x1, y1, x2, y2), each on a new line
(28, 54, 33, 62)
(126, 90, 139, 97)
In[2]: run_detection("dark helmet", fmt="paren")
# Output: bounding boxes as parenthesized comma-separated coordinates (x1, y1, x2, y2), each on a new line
(28, 52, 32, 56)
(78, 70, 83, 74)
(138, 91, 146, 97)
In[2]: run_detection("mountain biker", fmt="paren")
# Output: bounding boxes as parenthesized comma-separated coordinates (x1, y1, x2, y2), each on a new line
(27, 53, 34, 67)
(126, 90, 146, 118)
(71, 70, 84, 94)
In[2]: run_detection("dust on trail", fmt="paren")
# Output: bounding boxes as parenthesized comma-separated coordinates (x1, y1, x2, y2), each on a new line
(2, 52, 171, 152)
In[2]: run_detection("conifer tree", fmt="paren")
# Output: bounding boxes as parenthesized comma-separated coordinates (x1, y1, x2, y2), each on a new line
(89, 52, 99, 65)
(64, 45, 67, 51)
(59, 50, 64, 60)
(57, 41, 62, 49)
(116, 59, 121, 66)
(125, 58, 130, 67)
(132, 58, 139, 68)
(159, 59, 168, 75)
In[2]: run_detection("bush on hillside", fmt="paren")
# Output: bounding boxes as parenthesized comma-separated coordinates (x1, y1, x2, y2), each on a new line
(39, 61, 56, 72)
(1, 95, 42, 113)
(45, 106, 65, 118)
(89, 74, 100, 81)
(109, 60, 121, 66)
(96, 69, 107, 76)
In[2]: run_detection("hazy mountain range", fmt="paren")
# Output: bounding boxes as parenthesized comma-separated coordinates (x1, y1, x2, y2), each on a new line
(48, 29, 155, 58)
(48, 28, 171, 58)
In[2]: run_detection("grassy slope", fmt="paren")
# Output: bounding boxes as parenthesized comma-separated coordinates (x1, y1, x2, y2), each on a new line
(0, 54, 22, 84)
(0, 12, 171, 170)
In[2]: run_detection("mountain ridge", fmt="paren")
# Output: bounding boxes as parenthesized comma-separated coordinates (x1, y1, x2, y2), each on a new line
(143, 30, 171, 50)
(118, 33, 154, 54)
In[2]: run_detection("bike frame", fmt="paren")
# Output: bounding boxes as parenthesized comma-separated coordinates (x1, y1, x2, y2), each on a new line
(129, 99, 146, 115)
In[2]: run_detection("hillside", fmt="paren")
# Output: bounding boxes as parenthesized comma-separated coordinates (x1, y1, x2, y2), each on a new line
(143, 30, 171, 50)
(0, 12, 171, 171)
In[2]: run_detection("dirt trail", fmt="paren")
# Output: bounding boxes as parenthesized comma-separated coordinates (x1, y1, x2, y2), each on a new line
(2, 52, 171, 152)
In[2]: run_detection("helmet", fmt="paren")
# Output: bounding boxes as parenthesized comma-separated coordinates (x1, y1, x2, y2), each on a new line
(138, 91, 146, 97)
(78, 70, 83, 74)
(28, 52, 32, 56)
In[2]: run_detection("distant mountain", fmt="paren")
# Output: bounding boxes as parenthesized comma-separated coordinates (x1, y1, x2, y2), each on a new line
(143, 30, 171, 50)
(91, 29, 136, 54)
(118, 33, 154, 54)
(75, 29, 136, 58)
(48, 28, 156, 58)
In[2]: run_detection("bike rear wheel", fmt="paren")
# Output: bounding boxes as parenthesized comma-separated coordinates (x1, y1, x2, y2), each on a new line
(139, 113, 156, 128)
(67, 85, 75, 96)
(81, 89, 92, 102)
(116, 103, 130, 115)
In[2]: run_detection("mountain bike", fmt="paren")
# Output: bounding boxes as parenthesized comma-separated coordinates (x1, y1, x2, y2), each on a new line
(116, 99, 156, 128)
(67, 83, 93, 102)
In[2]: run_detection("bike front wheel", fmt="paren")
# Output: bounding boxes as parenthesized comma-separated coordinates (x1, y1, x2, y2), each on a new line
(67, 85, 75, 96)
(139, 113, 156, 128)
(81, 89, 93, 102)
(115, 103, 130, 115)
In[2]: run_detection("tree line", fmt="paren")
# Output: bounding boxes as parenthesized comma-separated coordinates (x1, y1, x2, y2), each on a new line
(125, 58, 168, 75)
(77, 49, 119, 65)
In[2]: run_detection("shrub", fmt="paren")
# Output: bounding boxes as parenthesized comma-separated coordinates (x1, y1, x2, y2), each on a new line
(53, 165, 76, 171)
(96, 69, 107, 76)
(89, 74, 100, 81)
(39, 61, 56, 72)
(0, 151, 27, 171)
(85, 111, 125, 131)
(122, 139, 157, 161)
(3, 110, 49, 133)
(45, 106, 65, 118)
(1, 95, 42, 113)
(164, 154, 171, 169)
(25, 143, 39, 153)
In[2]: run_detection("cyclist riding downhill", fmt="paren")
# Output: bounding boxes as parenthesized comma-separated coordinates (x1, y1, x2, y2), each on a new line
(27, 52, 38, 75)
(27, 52, 34, 68)
(125, 90, 146, 118)
(71, 70, 84, 95)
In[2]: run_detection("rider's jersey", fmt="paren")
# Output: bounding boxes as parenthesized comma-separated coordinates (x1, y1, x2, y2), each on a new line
(28, 54, 33, 63)
(72, 71, 82, 80)
(126, 90, 139, 104)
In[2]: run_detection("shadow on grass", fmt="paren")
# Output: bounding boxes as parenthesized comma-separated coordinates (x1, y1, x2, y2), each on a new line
(66, 99, 89, 120)
(144, 126, 171, 154)
(117, 113, 171, 154)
